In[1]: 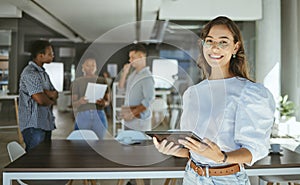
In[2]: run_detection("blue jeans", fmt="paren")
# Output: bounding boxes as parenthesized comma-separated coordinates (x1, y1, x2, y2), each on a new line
(74, 110, 108, 139)
(22, 127, 52, 152)
(183, 161, 250, 185)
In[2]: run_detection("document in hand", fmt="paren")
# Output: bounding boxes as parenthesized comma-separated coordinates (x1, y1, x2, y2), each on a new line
(84, 82, 107, 103)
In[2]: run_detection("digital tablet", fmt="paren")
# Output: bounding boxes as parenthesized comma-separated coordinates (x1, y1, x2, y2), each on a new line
(145, 130, 205, 145)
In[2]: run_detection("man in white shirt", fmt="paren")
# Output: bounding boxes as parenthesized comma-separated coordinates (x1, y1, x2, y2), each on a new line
(118, 44, 155, 131)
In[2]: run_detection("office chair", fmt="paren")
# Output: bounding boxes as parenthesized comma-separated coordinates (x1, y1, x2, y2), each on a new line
(7, 141, 28, 185)
(66, 130, 99, 185)
(67, 129, 99, 140)
(115, 130, 149, 185)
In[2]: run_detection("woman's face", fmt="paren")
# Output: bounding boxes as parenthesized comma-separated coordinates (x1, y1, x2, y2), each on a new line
(82, 59, 97, 75)
(202, 24, 239, 70)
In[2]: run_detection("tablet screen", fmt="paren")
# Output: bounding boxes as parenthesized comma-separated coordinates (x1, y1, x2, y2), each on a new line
(145, 130, 204, 145)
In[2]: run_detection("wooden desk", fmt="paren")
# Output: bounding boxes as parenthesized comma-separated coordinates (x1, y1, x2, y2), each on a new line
(3, 140, 300, 185)
(3, 140, 187, 185)
(245, 148, 300, 176)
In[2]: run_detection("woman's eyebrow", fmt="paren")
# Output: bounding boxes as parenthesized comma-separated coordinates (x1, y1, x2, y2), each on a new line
(206, 35, 231, 40)
(219, 36, 230, 40)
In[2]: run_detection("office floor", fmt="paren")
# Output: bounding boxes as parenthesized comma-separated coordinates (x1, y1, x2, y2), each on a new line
(0, 104, 266, 185)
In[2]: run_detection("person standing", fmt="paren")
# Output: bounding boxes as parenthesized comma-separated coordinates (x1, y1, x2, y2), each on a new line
(153, 16, 275, 185)
(118, 43, 155, 131)
(19, 40, 58, 152)
(71, 58, 110, 139)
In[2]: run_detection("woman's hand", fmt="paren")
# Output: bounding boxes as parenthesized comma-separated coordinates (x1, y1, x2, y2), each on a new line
(96, 99, 106, 107)
(179, 137, 224, 163)
(153, 137, 184, 156)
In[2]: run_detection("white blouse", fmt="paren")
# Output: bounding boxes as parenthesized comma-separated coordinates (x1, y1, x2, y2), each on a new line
(180, 77, 275, 166)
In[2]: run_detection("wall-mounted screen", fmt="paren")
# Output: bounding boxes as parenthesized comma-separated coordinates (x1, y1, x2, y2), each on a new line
(44, 62, 64, 92)
(152, 59, 178, 89)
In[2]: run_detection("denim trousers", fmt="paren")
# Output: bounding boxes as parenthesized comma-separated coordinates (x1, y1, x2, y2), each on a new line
(22, 127, 52, 152)
(182, 161, 251, 185)
(75, 109, 108, 139)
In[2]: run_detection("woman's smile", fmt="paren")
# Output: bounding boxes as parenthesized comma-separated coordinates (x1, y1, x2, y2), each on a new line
(208, 54, 224, 60)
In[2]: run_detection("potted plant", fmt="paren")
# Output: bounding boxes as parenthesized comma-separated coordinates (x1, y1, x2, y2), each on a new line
(277, 94, 296, 122)
(273, 95, 297, 137)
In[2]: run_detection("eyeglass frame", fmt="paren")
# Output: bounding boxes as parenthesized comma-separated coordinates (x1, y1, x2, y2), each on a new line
(200, 38, 233, 49)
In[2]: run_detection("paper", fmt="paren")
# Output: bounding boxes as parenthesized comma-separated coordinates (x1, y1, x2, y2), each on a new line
(270, 138, 300, 153)
(84, 83, 107, 103)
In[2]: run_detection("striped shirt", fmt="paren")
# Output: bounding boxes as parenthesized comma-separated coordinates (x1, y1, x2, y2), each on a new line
(18, 61, 56, 131)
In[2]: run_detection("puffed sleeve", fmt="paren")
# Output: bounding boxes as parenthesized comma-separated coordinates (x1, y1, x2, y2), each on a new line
(235, 83, 275, 166)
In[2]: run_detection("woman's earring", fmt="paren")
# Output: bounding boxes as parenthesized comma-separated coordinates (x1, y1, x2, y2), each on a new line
(232, 54, 236, 58)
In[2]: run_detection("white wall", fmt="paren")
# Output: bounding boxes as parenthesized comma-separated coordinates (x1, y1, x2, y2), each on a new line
(159, 0, 262, 20)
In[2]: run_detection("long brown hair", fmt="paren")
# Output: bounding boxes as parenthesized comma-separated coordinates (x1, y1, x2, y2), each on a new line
(198, 16, 252, 81)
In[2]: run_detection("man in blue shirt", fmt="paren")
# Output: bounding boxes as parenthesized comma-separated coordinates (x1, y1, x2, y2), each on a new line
(18, 40, 58, 151)
(118, 44, 155, 131)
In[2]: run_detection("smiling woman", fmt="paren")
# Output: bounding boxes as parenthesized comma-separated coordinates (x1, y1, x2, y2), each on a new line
(152, 16, 276, 185)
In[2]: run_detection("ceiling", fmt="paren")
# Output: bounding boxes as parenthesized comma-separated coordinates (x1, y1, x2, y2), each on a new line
(33, 0, 161, 42)
(1, 0, 262, 43)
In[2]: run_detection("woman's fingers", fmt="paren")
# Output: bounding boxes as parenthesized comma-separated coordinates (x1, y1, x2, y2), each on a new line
(203, 138, 219, 151)
(152, 137, 180, 155)
(180, 137, 208, 151)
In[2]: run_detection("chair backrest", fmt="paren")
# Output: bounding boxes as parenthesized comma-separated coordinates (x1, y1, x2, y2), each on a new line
(115, 130, 150, 141)
(67, 130, 99, 140)
(7, 141, 26, 162)
(7, 141, 29, 185)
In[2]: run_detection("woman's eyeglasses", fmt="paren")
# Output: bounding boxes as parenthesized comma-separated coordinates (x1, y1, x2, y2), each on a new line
(200, 39, 231, 49)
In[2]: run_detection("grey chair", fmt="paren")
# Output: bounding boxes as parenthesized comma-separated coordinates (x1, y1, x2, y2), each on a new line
(7, 141, 69, 185)
(7, 141, 28, 185)
(67, 129, 99, 140)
